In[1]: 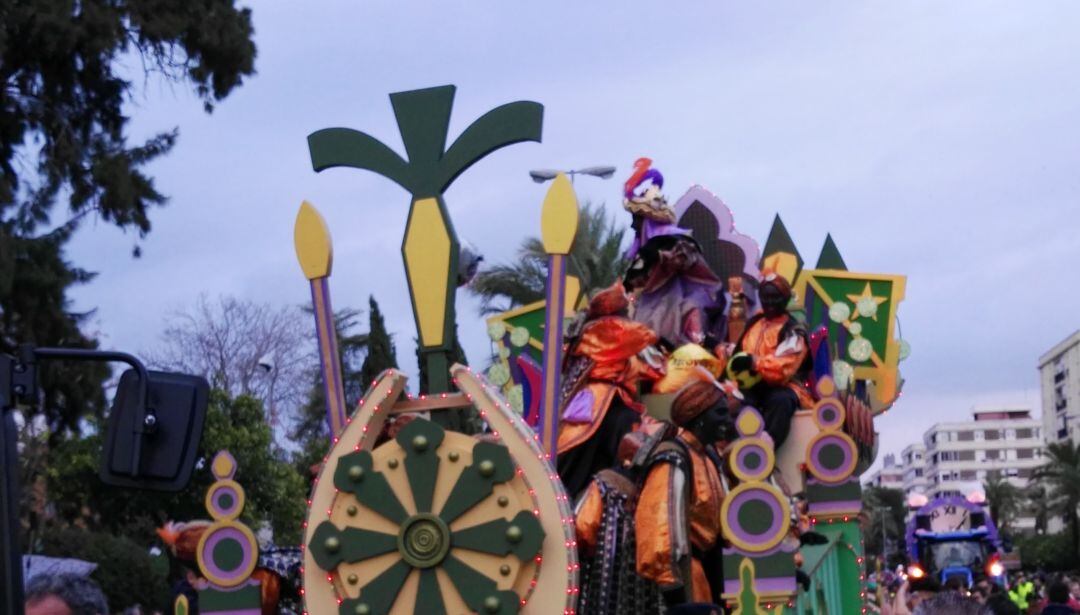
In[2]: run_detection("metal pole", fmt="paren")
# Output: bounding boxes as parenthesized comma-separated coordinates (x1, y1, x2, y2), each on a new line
(1, 355, 25, 615)
(881, 507, 888, 564)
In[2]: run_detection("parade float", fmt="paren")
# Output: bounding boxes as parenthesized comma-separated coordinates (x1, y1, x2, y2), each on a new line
(269, 84, 907, 614)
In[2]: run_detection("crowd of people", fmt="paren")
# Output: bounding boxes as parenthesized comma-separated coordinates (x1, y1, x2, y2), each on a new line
(869, 571, 1080, 615)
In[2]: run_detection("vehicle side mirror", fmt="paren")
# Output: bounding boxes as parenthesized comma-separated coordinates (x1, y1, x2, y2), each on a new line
(100, 369, 208, 491)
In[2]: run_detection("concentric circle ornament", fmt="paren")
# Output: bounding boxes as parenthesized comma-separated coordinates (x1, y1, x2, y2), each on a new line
(720, 482, 791, 553)
(729, 439, 774, 483)
(306, 418, 546, 615)
(205, 480, 244, 520)
(805, 431, 858, 484)
(196, 521, 259, 587)
(813, 399, 845, 431)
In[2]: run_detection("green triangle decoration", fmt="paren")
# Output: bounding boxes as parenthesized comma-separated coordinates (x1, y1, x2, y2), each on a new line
(815, 233, 848, 270)
(760, 215, 804, 272)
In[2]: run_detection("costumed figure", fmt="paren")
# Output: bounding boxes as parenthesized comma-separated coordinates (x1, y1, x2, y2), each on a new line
(622, 158, 725, 349)
(157, 521, 302, 615)
(556, 282, 663, 498)
(726, 269, 813, 448)
(574, 430, 667, 615)
(635, 375, 736, 610)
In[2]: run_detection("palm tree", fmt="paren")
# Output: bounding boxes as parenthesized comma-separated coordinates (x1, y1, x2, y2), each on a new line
(983, 470, 1022, 534)
(1032, 441, 1080, 553)
(307, 85, 543, 400)
(862, 486, 907, 567)
(1026, 484, 1051, 534)
(469, 202, 628, 314)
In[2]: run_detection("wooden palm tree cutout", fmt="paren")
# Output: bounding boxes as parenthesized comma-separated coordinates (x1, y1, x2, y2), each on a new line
(308, 85, 543, 397)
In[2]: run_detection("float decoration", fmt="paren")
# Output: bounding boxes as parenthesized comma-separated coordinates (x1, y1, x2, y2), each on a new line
(302, 366, 577, 615)
(307, 85, 544, 400)
(192, 451, 262, 614)
(537, 173, 579, 458)
(294, 200, 349, 437)
(721, 408, 797, 609)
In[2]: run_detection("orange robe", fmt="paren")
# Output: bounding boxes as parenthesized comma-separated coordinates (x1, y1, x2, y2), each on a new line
(739, 315, 813, 407)
(635, 431, 724, 603)
(556, 317, 660, 455)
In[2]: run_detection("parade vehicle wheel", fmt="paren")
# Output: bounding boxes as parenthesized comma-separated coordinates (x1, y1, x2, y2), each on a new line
(306, 417, 549, 615)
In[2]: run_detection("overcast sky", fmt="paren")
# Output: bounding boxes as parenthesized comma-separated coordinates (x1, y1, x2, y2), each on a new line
(65, 1, 1080, 464)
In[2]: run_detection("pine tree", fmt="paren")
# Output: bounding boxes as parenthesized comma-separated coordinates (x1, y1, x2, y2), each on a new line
(360, 297, 399, 387)
(0, 1, 257, 434)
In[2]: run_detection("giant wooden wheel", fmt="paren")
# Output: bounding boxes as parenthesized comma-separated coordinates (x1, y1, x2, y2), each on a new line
(303, 366, 576, 615)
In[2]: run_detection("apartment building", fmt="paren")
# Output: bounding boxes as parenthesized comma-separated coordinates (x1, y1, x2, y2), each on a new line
(922, 408, 1043, 529)
(1039, 330, 1080, 447)
(866, 453, 904, 489)
(899, 442, 928, 497)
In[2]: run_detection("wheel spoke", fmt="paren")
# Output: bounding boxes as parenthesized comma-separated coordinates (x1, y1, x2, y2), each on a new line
(308, 522, 398, 571)
(451, 510, 545, 561)
(442, 554, 521, 615)
(396, 419, 445, 513)
(438, 441, 515, 524)
(414, 568, 447, 615)
(333, 450, 409, 524)
(339, 559, 412, 615)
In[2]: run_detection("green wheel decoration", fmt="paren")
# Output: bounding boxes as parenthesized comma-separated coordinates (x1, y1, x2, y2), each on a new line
(306, 418, 545, 615)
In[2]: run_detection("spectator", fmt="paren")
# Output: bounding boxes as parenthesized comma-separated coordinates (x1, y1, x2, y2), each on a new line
(1041, 581, 1077, 615)
(981, 592, 1022, 615)
(913, 590, 982, 615)
(25, 573, 109, 615)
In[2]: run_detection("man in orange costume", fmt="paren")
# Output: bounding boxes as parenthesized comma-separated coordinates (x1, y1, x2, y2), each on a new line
(556, 283, 662, 498)
(635, 378, 733, 609)
(730, 270, 812, 447)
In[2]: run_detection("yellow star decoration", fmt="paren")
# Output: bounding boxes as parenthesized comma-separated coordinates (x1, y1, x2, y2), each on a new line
(846, 282, 888, 321)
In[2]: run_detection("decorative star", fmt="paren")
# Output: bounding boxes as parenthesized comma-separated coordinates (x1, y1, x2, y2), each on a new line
(846, 283, 888, 321)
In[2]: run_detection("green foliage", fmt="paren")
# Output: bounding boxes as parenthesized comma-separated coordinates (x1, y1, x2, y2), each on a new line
(863, 486, 907, 566)
(984, 470, 1022, 534)
(469, 202, 628, 314)
(1014, 532, 1080, 571)
(39, 527, 171, 612)
(1032, 441, 1080, 554)
(0, 0, 257, 433)
(360, 296, 399, 387)
(45, 391, 307, 547)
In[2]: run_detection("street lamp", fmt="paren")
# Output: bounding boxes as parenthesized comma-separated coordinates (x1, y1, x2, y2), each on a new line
(529, 166, 617, 184)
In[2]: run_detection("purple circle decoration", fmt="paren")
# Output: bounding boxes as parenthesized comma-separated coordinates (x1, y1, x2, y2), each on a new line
(209, 484, 242, 519)
(199, 524, 256, 586)
(808, 433, 856, 483)
(723, 484, 788, 553)
(732, 440, 771, 482)
(815, 400, 844, 430)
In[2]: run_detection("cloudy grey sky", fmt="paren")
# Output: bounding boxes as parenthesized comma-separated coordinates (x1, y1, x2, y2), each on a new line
(66, 1, 1080, 462)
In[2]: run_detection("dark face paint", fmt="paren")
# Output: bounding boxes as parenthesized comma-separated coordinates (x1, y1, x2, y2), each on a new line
(692, 406, 735, 444)
(759, 283, 789, 318)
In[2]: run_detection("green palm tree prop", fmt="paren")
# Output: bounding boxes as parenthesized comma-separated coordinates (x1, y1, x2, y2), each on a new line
(1033, 441, 1080, 553)
(307, 85, 543, 397)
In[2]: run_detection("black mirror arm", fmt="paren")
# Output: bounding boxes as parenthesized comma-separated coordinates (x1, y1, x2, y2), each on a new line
(31, 347, 152, 475)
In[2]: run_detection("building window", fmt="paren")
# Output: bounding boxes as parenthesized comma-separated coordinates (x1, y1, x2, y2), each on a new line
(985, 430, 1001, 441)
(986, 449, 1000, 460)
(1017, 428, 1032, 439)
(961, 470, 976, 481)
(959, 450, 976, 461)
(915, 469, 923, 477)
(958, 431, 974, 442)
(1017, 448, 1034, 460)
